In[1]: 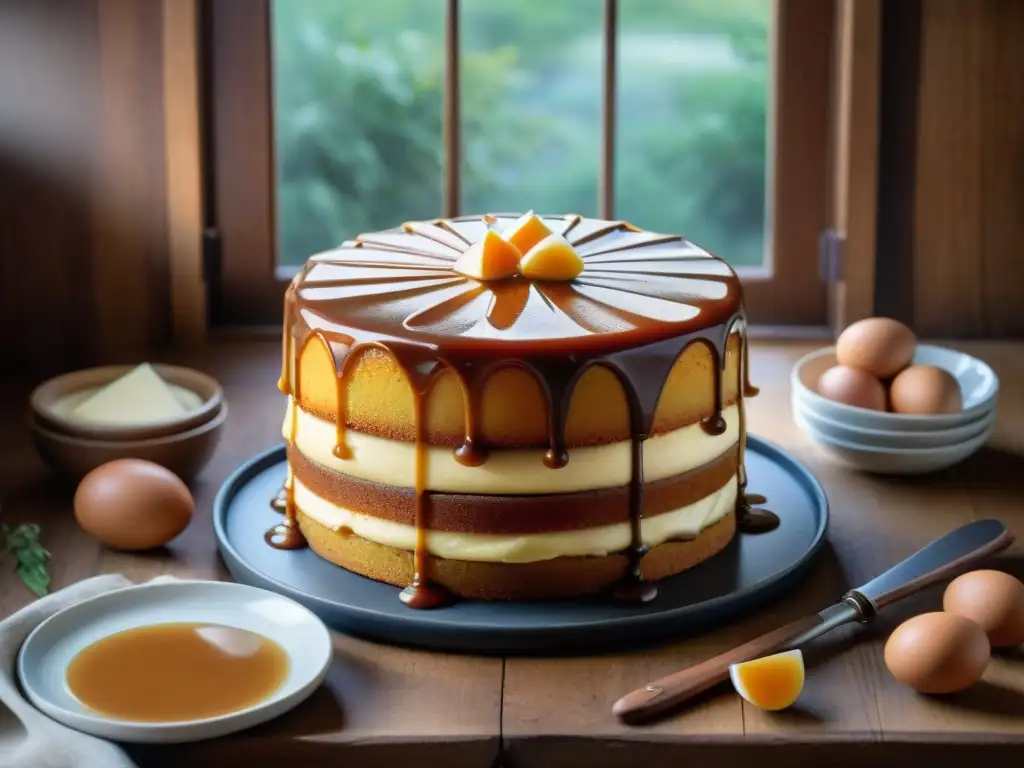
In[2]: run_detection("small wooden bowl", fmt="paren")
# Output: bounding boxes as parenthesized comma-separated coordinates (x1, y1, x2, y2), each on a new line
(29, 364, 223, 441)
(30, 402, 228, 482)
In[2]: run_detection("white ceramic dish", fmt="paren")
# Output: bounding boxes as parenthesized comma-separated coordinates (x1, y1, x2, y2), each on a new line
(793, 397, 997, 450)
(792, 344, 998, 431)
(794, 409, 992, 474)
(18, 581, 332, 744)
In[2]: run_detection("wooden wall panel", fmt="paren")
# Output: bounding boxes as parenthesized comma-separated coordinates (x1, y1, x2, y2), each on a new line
(92, 0, 171, 362)
(0, 0, 172, 376)
(830, 0, 880, 332)
(162, 0, 207, 348)
(0, 0, 100, 375)
(911, 0, 1024, 338)
(976, 2, 1024, 338)
(873, 0, 921, 328)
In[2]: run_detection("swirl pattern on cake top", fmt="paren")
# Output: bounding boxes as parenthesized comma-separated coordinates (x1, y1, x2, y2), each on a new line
(291, 214, 741, 355)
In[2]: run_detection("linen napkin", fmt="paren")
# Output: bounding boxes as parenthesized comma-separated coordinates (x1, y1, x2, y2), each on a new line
(0, 574, 179, 768)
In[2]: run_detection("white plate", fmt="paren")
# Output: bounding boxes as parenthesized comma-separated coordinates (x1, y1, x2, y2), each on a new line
(793, 397, 997, 449)
(792, 344, 998, 431)
(18, 580, 333, 744)
(794, 410, 992, 474)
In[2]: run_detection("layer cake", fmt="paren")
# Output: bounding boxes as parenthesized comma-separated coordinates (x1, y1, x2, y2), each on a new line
(270, 213, 771, 607)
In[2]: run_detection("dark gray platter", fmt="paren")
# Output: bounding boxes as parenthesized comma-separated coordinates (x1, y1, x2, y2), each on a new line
(214, 437, 828, 654)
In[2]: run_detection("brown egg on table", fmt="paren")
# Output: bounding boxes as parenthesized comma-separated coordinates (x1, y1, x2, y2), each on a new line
(836, 317, 917, 380)
(817, 365, 887, 411)
(73, 459, 194, 551)
(884, 612, 990, 694)
(889, 365, 962, 415)
(943, 570, 1024, 648)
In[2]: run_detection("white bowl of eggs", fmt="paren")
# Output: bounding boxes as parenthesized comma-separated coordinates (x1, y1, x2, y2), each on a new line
(791, 318, 998, 474)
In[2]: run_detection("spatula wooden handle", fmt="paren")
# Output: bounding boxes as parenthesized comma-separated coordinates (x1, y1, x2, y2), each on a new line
(611, 614, 823, 723)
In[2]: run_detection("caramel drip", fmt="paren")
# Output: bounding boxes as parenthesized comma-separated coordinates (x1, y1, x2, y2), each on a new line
(331, 336, 361, 461)
(700, 336, 728, 437)
(733, 323, 779, 534)
(602, 330, 725, 602)
(385, 344, 452, 610)
(742, 322, 760, 397)
(399, 393, 437, 607)
(270, 486, 287, 513)
(736, 322, 749, 488)
(536, 362, 578, 470)
(611, 436, 656, 604)
(266, 393, 305, 548)
(284, 363, 300, 516)
(263, 510, 304, 549)
(270, 288, 294, 518)
(453, 363, 488, 467)
(266, 341, 307, 550)
(277, 289, 292, 395)
(332, 366, 352, 460)
(738, 508, 780, 533)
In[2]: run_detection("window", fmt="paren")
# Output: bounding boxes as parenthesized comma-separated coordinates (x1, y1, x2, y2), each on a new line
(207, 0, 833, 326)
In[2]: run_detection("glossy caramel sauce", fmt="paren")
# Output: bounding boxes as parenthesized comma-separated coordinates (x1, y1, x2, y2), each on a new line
(272, 214, 774, 604)
(270, 486, 288, 513)
(264, 518, 305, 549)
(66, 623, 289, 722)
(736, 492, 780, 533)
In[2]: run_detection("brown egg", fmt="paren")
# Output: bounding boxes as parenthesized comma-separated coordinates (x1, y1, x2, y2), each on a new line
(817, 365, 887, 411)
(943, 570, 1024, 648)
(836, 317, 917, 379)
(74, 459, 194, 551)
(884, 612, 990, 694)
(889, 365, 962, 415)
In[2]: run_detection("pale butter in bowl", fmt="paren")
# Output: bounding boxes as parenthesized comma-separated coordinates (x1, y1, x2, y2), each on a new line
(30, 363, 223, 441)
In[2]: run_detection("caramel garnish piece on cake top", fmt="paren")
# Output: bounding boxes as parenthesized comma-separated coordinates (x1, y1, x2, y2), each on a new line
(517, 233, 584, 281)
(452, 230, 522, 281)
(501, 211, 552, 254)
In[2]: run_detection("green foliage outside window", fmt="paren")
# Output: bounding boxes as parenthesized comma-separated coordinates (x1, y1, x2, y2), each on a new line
(273, 0, 770, 267)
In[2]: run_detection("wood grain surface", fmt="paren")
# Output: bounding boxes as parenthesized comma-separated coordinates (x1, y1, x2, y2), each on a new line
(3, 339, 1024, 768)
(911, 0, 1024, 338)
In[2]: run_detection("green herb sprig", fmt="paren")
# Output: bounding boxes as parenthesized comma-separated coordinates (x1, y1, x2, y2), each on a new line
(2, 523, 51, 598)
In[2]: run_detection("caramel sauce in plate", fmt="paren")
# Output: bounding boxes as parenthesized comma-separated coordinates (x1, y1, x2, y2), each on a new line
(66, 623, 289, 722)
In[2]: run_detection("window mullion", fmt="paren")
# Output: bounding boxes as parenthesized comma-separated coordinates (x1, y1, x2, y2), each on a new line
(444, 0, 461, 218)
(600, 0, 617, 220)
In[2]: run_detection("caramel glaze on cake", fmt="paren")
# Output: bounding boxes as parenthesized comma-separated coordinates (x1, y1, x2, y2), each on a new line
(272, 213, 775, 607)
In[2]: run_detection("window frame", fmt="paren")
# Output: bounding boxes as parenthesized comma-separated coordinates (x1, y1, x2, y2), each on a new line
(205, 0, 835, 327)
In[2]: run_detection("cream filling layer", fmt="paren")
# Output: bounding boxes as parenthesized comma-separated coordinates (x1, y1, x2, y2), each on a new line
(295, 474, 737, 563)
(284, 398, 740, 494)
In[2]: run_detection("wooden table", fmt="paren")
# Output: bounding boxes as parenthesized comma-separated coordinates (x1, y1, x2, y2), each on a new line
(3, 338, 1024, 768)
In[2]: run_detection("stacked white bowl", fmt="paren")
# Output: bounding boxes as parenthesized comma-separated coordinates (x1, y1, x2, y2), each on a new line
(791, 344, 999, 474)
